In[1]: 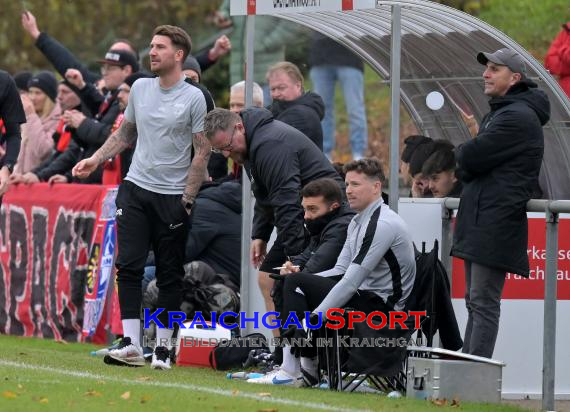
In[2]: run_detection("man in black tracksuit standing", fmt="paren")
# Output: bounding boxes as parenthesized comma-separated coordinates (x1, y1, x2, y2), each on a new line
(451, 48, 550, 358)
(203, 107, 344, 340)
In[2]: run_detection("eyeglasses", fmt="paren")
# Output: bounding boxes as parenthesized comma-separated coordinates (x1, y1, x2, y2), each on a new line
(100, 64, 123, 74)
(211, 125, 238, 154)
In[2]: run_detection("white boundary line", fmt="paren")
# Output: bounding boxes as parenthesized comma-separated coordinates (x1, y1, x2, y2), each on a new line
(0, 359, 371, 412)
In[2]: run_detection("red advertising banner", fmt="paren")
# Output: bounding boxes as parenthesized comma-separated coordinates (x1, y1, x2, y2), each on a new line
(452, 218, 570, 300)
(0, 184, 111, 341)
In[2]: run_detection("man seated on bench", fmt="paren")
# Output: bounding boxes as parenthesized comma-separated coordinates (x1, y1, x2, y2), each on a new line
(248, 157, 416, 387)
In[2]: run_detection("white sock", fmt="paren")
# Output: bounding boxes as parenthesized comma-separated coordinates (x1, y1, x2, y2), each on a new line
(122, 319, 141, 347)
(281, 346, 301, 376)
(301, 356, 318, 377)
(156, 328, 174, 349)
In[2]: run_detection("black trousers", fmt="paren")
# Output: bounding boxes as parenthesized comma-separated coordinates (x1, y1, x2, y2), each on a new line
(281, 273, 391, 325)
(115, 181, 189, 326)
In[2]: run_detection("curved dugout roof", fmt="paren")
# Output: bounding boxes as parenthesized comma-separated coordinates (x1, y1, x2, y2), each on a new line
(276, 0, 570, 199)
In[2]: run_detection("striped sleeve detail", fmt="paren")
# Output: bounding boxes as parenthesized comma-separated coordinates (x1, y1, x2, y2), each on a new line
(352, 205, 381, 265)
(351, 204, 402, 310)
(384, 249, 402, 309)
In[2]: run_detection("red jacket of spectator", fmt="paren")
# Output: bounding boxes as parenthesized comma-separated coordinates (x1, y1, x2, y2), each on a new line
(545, 22, 570, 98)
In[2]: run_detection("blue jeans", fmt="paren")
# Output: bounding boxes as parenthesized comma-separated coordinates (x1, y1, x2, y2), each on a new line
(310, 65, 368, 159)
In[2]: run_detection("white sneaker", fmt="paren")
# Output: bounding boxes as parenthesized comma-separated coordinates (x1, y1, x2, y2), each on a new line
(150, 346, 171, 370)
(103, 337, 145, 367)
(247, 367, 304, 387)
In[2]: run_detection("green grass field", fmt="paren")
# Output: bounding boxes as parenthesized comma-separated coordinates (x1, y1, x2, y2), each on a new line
(0, 335, 526, 412)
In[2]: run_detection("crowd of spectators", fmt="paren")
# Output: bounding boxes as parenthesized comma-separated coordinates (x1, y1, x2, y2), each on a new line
(0, 6, 551, 387)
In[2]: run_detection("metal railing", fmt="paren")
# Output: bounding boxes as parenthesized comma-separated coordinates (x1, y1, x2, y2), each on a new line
(439, 198, 570, 412)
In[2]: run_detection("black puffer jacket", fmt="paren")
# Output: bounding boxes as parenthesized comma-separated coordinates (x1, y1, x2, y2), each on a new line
(185, 181, 242, 287)
(451, 79, 550, 276)
(269, 91, 325, 150)
(292, 203, 355, 273)
(242, 108, 344, 256)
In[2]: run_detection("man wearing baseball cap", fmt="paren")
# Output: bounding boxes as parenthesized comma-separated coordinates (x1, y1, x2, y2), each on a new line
(451, 48, 550, 358)
(97, 49, 140, 73)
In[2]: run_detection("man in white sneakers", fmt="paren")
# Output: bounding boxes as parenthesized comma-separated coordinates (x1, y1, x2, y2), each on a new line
(248, 158, 416, 386)
(73, 25, 214, 370)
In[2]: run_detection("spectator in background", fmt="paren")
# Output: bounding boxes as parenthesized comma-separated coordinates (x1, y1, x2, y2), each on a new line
(21, 50, 138, 185)
(214, 0, 299, 103)
(229, 80, 264, 113)
(400, 135, 432, 187)
(407, 138, 436, 198)
(10, 80, 90, 185)
(309, 33, 368, 160)
(14, 71, 61, 174)
(182, 55, 202, 83)
(228, 80, 264, 179)
(267, 62, 325, 150)
(21, 10, 139, 85)
(545, 21, 570, 98)
(21, 10, 230, 85)
(0, 71, 25, 197)
(452, 48, 550, 358)
(421, 140, 462, 198)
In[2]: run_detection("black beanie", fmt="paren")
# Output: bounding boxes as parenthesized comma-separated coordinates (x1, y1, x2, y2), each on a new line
(60, 79, 81, 97)
(401, 135, 433, 163)
(13, 71, 33, 92)
(182, 55, 202, 81)
(409, 141, 437, 176)
(28, 71, 58, 102)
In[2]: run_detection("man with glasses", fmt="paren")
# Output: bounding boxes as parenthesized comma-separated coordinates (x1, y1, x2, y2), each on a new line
(73, 25, 214, 370)
(204, 107, 344, 354)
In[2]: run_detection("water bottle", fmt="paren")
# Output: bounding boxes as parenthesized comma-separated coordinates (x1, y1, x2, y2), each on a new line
(226, 371, 264, 380)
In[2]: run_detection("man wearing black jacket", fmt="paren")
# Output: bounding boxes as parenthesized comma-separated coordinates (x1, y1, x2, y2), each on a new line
(267, 62, 325, 150)
(185, 181, 242, 289)
(451, 48, 550, 358)
(279, 178, 354, 275)
(204, 107, 344, 331)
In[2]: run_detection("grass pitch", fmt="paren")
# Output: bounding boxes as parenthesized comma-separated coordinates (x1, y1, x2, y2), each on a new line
(0, 335, 526, 412)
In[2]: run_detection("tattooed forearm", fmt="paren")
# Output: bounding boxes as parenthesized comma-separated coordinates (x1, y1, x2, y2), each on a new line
(182, 132, 211, 203)
(93, 121, 138, 164)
